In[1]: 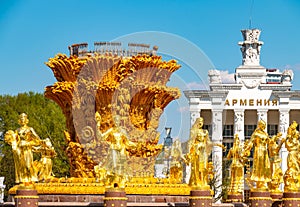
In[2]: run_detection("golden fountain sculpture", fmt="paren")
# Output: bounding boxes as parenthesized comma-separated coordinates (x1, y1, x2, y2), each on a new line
(5, 113, 56, 188)
(22, 43, 190, 195)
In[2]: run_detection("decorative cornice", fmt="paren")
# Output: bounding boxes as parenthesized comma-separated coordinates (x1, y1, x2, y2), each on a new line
(260, 84, 292, 91)
(210, 84, 243, 91)
(272, 91, 294, 98)
(183, 90, 210, 98)
(209, 91, 228, 98)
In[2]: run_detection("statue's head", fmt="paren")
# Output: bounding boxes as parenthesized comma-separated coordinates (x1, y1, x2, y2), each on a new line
(114, 115, 121, 127)
(18, 113, 29, 126)
(194, 117, 204, 128)
(258, 119, 266, 130)
(44, 138, 52, 147)
(173, 138, 180, 147)
(290, 121, 298, 130)
(234, 134, 240, 145)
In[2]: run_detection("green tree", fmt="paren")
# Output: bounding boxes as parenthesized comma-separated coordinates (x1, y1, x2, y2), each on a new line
(0, 92, 70, 200)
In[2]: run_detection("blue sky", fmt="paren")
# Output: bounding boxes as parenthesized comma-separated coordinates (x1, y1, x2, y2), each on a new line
(0, 0, 300, 142)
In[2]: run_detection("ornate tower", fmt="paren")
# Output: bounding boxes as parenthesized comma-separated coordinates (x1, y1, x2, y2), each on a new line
(239, 29, 263, 66)
(235, 29, 267, 88)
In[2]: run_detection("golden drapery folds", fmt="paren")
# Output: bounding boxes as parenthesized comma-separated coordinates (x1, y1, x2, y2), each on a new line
(284, 121, 300, 192)
(226, 134, 244, 195)
(45, 52, 181, 178)
(5, 113, 56, 186)
(242, 120, 271, 190)
(169, 139, 184, 184)
(268, 132, 284, 193)
(185, 117, 212, 190)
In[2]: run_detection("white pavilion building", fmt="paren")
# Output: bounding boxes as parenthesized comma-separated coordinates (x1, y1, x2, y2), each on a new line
(184, 28, 299, 196)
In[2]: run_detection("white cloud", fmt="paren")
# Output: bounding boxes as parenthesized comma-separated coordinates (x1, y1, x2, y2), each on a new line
(178, 106, 189, 112)
(220, 70, 235, 83)
(185, 82, 208, 90)
(285, 63, 300, 71)
(183, 70, 235, 90)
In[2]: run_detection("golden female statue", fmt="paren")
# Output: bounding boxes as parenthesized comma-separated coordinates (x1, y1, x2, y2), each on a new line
(268, 132, 284, 192)
(169, 139, 184, 183)
(185, 117, 213, 189)
(17, 113, 43, 183)
(244, 120, 271, 190)
(226, 134, 244, 194)
(101, 115, 136, 188)
(284, 121, 300, 191)
(5, 113, 43, 185)
(4, 130, 21, 183)
(37, 138, 57, 181)
(285, 121, 300, 172)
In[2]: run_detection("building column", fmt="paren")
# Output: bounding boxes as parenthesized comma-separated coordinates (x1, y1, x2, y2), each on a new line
(211, 109, 223, 201)
(279, 109, 289, 177)
(279, 109, 290, 137)
(233, 109, 245, 197)
(257, 109, 268, 124)
(191, 110, 201, 126)
(234, 109, 245, 142)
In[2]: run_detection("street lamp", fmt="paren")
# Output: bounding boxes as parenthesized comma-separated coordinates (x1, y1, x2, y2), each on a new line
(164, 127, 172, 147)
(163, 127, 173, 177)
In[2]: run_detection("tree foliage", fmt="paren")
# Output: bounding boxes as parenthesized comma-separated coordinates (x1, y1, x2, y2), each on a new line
(0, 92, 70, 199)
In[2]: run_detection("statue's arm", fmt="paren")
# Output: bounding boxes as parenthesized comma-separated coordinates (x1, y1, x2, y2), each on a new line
(226, 149, 232, 159)
(184, 145, 195, 164)
(30, 127, 41, 139)
(277, 138, 286, 153)
(101, 128, 113, 140)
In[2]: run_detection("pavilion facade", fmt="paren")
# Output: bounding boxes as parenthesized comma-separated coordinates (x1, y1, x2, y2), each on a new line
(184, 28, 299, 192)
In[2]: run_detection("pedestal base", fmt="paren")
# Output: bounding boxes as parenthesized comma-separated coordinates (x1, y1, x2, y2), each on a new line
(15, 189, 38, 207)
(226, 194, 243, 203)
(226, 193, 243, 202)
(283, 192, 300, 207)
(270, 193, 283, 207)
(249, 191, 272, 207)
(189, 190, 212, 207)
(104, 189, 127, 207)
(270, 192, 282, 200)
